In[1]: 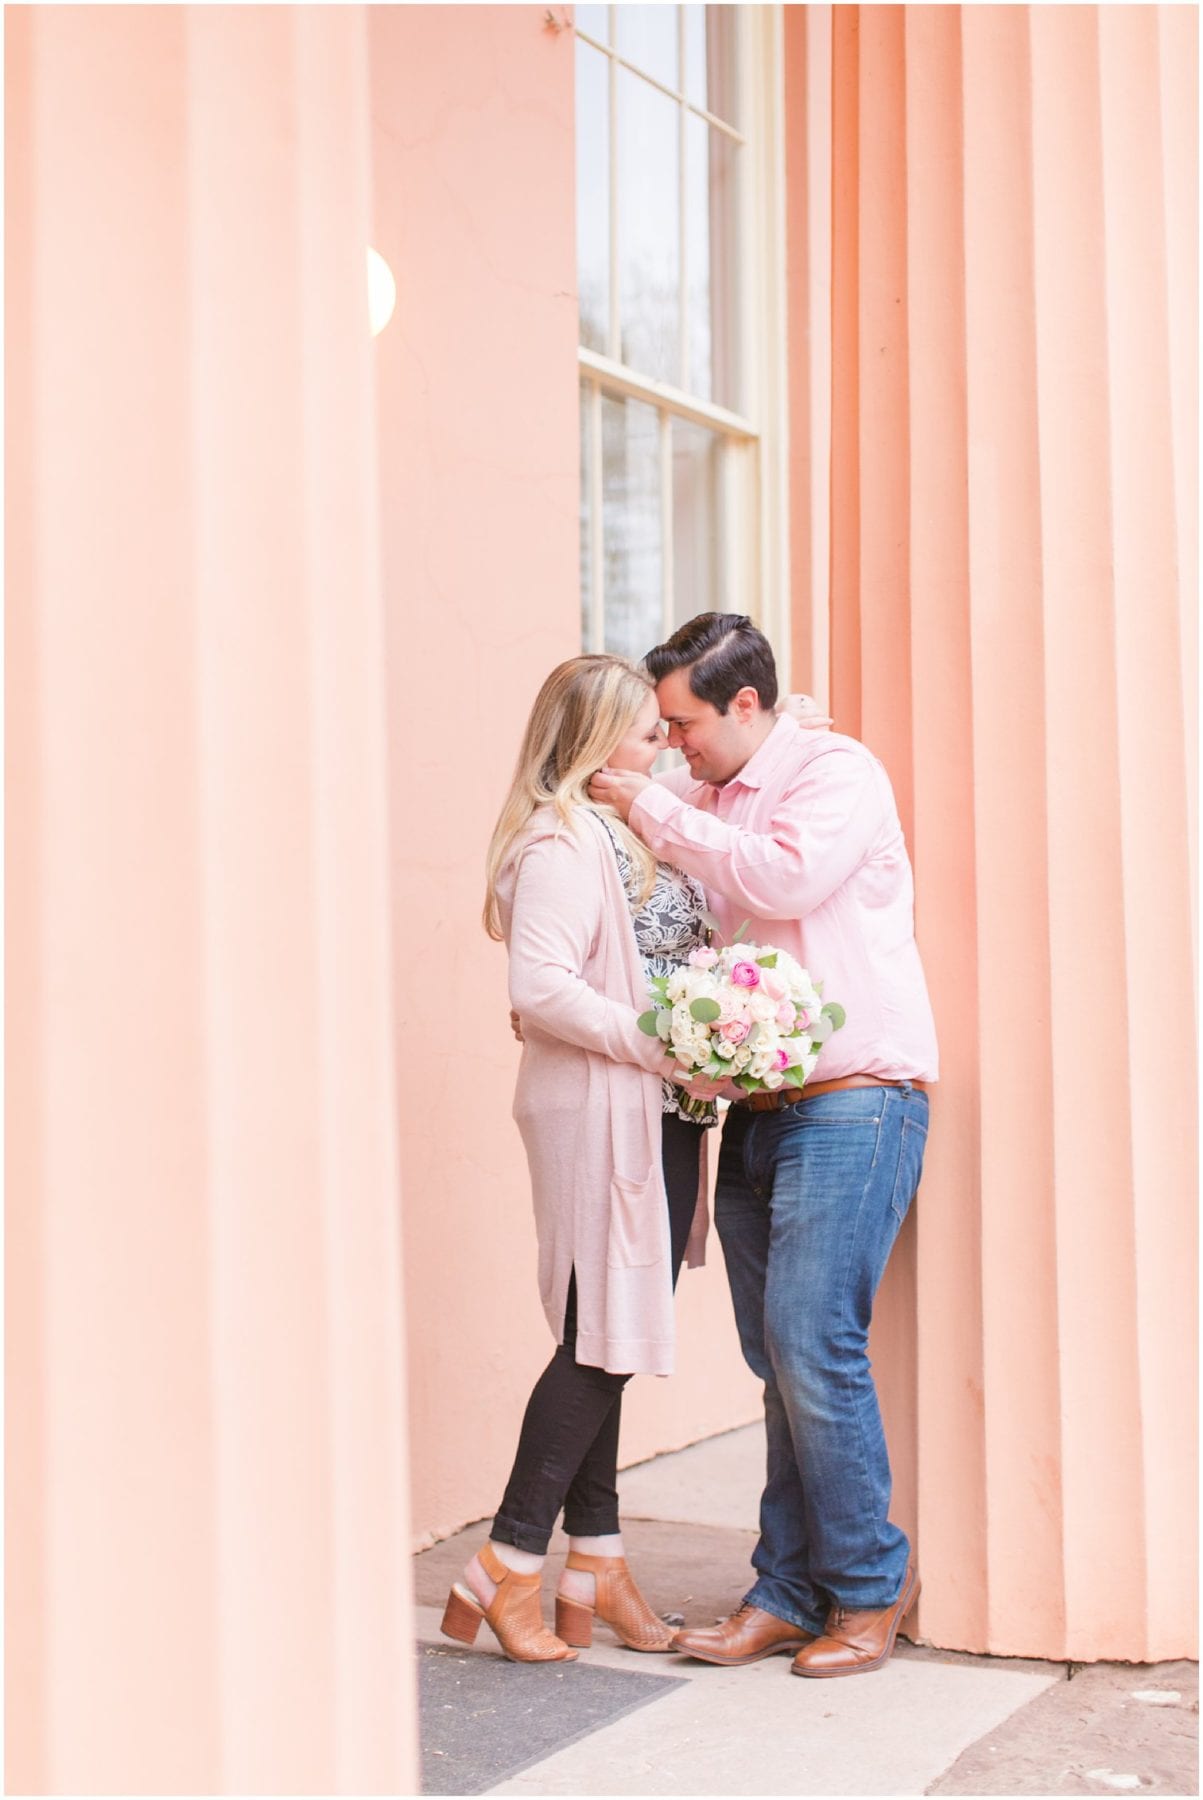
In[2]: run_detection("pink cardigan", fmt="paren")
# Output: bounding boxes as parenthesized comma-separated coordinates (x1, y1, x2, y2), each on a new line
(497, 805, 706, 1376)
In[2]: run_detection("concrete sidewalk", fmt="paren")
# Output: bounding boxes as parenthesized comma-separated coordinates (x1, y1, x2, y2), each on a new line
(413, 1425, 1198, 1797)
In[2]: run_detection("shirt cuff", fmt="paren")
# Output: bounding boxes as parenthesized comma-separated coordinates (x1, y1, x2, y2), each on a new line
(630, 780, 683, 852)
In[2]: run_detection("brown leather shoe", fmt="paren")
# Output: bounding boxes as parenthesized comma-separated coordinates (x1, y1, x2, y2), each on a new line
(791, 1563, 920, 1678)
(673, 1600, 816, 1666)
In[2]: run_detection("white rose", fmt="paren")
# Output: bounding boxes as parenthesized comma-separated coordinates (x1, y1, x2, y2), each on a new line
(683, 971, 718, 1003)
(666, 969, 690, 1003)
(749, 1049, 776, 1079)
(747, 993, 777, 1024)
(776, 950, 805, 985)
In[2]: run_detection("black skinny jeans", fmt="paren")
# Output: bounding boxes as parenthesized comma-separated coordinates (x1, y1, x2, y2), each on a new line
(492, 1111, 704, 1554)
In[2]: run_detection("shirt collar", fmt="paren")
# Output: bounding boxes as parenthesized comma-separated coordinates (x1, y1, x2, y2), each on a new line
(722, 713, 799, 791)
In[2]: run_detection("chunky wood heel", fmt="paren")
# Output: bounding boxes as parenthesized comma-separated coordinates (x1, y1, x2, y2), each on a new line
(559, 1552, 678, 1652)
(441, 1583, 484, 1645)
(554, 1594, 594, 1649)
(443, 1544, 578, 1663)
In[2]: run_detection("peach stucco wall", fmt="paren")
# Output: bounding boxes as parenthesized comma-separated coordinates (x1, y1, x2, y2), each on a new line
(7, 8, 416, 1792)
(369, 3, 761, 1553)
(7, 10, 1197, 1792)
(788, 3, 1197, 1662)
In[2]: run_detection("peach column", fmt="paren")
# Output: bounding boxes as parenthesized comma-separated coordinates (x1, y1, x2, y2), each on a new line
(369, 4, 761, 1548)
(789, 4, 1197, 1661)
(7, 7, 416, 1792)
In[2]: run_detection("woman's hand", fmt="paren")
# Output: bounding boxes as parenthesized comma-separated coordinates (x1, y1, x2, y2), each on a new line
(588, 767, 652, 822)
(777, 693, 834, 730)
(667, 1065, 744, 1104)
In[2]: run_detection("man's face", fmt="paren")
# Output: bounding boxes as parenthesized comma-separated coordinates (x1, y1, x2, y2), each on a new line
(654, 666, 763, 786)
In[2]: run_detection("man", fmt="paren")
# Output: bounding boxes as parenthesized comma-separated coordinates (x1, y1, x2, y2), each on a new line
(588, 613, 938, 1679)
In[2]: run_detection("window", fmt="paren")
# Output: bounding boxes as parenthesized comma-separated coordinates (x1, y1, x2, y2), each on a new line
(575, 4, 788, 667)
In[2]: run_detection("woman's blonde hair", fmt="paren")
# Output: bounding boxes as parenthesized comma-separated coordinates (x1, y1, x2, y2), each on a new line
(483, 654, 659, 940)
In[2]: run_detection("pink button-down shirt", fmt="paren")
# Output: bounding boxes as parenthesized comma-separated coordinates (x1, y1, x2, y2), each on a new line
(630, 716, 939, 1083)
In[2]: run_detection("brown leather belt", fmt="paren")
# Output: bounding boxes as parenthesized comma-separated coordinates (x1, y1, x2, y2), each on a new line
(736, 1075, 929, 1114)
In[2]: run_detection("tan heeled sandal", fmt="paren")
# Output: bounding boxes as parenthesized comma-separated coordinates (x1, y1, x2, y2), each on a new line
(441, 1541, 578, 1663)
(554, 1551, 677, 1653)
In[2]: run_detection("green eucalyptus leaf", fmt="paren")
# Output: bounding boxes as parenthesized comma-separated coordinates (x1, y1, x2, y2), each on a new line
(637, 1009, 662, 1036)
(821, 1001, 847, 1032)
(689, 997, 722, 1023)
(756, 952, 778, 968)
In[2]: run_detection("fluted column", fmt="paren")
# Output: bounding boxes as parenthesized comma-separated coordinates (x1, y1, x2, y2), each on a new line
(6, 7, 417, 1790)
(791, 3, 1197, 1661)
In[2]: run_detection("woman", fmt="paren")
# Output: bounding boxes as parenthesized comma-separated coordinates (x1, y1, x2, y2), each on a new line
(441, 654, 716, 1663)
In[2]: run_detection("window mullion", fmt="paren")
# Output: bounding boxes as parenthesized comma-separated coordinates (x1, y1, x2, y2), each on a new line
(659, 409, 674, 641)
(589, 381, 605, 652)
(607, 6, 620, 361)
(678, 4, 689, 394)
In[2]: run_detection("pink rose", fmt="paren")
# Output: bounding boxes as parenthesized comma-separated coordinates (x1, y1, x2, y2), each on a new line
(775, 1002, 797, 1030)
(795, 1009, 812, 1030)
(720, 1019, 750, 1045)
(731, 961, 761, 988)
(688, 946, 719, 968)
(774, 1047, 791, 1070)
(760, 970, 788, 1001)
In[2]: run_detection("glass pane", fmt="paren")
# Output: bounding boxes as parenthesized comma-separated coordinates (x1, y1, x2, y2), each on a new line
(576, 40, 609, 354)
(686, 115, 742, 409)
(672, 419, 725, 626)
(602, 394, 662, 666)
(617, 67, 680, 387)
(580, 386, 594, 648)
(706, 6, 740, 126)
(614, 4, 678, 90)
(574, 3, 608, 44)
(683, 6, 707, 110)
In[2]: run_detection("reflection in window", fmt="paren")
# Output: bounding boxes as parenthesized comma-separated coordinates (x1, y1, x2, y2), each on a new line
(672, 419, 725, 625)
(618, 67, 680, 387)
(576, 37, 609, 355)
(601, 394, 662, 667)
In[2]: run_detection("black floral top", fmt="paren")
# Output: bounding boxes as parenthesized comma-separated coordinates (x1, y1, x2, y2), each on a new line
(598, 813, 717, 1129)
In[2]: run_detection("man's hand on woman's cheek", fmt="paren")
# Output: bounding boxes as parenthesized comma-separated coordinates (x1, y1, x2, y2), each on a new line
(588, 767, 652, 822)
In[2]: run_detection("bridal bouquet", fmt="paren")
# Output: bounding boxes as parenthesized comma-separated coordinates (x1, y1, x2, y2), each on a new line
(637, 932, 845, 1095)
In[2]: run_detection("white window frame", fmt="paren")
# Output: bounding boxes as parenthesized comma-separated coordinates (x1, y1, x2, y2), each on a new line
(575, 4, 791, 671)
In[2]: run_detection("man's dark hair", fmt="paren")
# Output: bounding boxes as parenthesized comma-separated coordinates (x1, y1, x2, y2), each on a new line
(645, 613, 778, 714)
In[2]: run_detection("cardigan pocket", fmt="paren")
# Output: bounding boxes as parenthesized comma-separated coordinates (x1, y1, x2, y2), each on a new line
(608, 1170, 661, 1268)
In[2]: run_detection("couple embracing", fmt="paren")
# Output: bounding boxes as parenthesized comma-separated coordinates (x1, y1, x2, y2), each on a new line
(443, 612, 938, 1681)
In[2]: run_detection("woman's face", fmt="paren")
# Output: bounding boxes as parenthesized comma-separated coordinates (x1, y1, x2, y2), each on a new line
(606, 691, 666, 776)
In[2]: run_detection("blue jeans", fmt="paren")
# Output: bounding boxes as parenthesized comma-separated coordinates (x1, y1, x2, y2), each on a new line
(715, 1084, 929, 1634)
